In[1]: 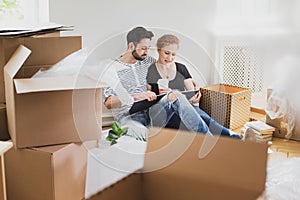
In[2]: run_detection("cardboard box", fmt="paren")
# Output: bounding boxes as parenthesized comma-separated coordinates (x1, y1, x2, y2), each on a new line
(200, 84, 251, 130)
(5, 142, 87, 200)
(0, 33, 65, 103)
(4, 43, 106, 148)
(85, 130, 147, 199)
(0, 141, 13, 200)
(266, 89, 300, 141)
(0, 104, 10, 141)
(88, 128, 268, 200)
(88, 174, 143, 200)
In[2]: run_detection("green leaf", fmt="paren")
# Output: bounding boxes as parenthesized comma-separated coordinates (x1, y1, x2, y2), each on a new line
(106, 134, 116, 141)
(111, 140, 117, 145)
(106, 121, 135, 145)
(108, 129, 118, 136)
(121, 127, 128, 135)
(111, 121, 122, 133)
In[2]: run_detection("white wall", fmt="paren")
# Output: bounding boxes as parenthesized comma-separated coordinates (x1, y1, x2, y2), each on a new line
(49, 0, 217, 85)
(49, 0, 300, 112)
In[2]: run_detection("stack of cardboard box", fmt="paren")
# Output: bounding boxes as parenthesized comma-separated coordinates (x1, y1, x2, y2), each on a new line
(1, 32, 105, 200)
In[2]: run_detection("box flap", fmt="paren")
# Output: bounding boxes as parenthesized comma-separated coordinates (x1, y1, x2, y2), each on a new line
(3, 45, 30, 143)
(31, 143, 70, 154)
(4, 45, 31, 79)
(14, 76, 107, 94)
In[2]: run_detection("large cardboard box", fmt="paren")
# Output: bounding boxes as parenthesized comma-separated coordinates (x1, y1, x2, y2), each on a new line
(88, 174, 143, 200)
(88, 128, 268, 200)
(0, 32, 62, 103)
(4, 42, 105, 148)
(0, 104, 10, 141)
(5, 142, 87, 200)
(200, 84, 251, 130)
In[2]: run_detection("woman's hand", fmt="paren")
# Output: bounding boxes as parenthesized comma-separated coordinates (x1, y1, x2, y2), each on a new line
(189, 91, 201, 103)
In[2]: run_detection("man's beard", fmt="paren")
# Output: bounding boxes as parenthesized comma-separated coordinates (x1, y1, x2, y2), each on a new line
(132, 50, 146, 61)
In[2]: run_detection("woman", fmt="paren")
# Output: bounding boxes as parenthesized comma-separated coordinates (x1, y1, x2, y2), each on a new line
(146, 34, 252, 139)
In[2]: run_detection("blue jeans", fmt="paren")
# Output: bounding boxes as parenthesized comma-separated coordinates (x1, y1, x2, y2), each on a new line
(150, 93, 242, 139)
(120, 109, 150, 127)
(193, 106, 242, 139)
(150, 94, 210, 134)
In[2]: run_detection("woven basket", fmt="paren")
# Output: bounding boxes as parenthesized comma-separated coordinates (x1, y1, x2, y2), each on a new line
(199, 84, 251, 130)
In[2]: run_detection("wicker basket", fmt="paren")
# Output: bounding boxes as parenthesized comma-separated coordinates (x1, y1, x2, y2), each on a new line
(199, 84, 251, 130)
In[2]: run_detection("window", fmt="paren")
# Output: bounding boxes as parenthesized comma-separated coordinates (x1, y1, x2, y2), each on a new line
(0, 0, 49, 28)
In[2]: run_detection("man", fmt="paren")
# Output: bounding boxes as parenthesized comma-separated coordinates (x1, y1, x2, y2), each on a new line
(103, 27, 157, 129)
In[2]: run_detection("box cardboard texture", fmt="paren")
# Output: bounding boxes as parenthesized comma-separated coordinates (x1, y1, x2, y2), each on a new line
(4, 143, 87, 200)
(0, 33, 61, 103)
(200, 84, 251, 130)
(0, 104, 10, 140)
(90, 128, 268, 200)
(4, 38, 105, 148)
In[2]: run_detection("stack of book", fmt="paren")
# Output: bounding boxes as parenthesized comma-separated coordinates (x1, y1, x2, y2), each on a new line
(241, 121, 275, 143)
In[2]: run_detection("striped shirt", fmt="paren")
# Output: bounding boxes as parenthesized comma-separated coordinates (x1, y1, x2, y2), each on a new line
(104, 55, 156, 120)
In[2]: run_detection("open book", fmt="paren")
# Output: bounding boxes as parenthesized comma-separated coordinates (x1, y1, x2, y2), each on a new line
(129, 90, 198, 114)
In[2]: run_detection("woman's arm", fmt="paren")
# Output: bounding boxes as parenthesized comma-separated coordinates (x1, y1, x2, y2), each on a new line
(184, 78, 196, 90)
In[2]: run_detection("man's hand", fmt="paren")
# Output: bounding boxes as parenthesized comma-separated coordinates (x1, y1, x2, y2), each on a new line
(132, 91, 157, 101)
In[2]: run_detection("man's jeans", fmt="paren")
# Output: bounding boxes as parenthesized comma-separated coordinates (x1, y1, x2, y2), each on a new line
(118, 110, 149, 140)
(122, 109, 150, 127)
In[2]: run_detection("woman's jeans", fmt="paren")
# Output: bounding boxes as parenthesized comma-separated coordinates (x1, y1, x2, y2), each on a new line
(193, 106, 242, 139)
(149, 94, 211, 134)
(149, 94, 242, 139)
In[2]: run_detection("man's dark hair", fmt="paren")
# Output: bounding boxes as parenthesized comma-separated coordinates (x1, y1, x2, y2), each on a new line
(126, 27, 154, 45)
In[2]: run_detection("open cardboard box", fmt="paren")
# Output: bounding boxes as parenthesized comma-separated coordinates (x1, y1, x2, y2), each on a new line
(4, 142, 87, 200)
(0, 32, 64, 103)
(4, 40, 106, 148)
(88, 128, 268, 200)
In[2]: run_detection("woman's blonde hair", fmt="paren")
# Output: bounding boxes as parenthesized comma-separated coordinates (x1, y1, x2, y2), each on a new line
(156, 34, 179, 49)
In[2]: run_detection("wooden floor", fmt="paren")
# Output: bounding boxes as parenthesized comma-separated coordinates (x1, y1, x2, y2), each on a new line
(269, 137, 300, 158)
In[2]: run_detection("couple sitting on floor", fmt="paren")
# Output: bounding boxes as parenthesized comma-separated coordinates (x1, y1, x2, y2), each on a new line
(102, 26, 255, 141)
